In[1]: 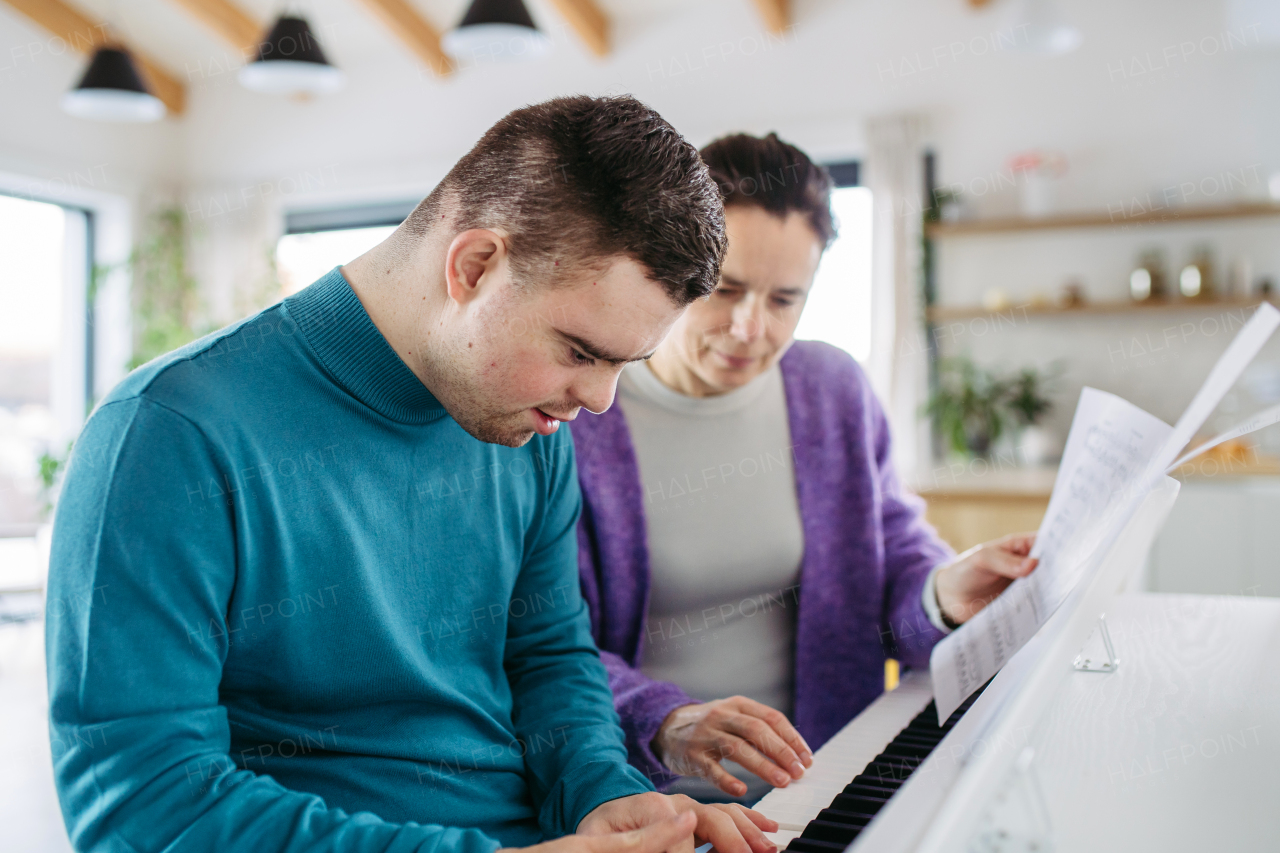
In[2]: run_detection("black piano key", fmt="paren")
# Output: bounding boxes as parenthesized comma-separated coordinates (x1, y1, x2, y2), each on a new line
(853, 769, 905, 784)
(815, 808, 876, 826)
(843, 781, 898, 798)
(905, 718, 943, 732)
(869, 752, 922, 769)
(860, 761, 916, 782)
(849, 783, 903, 799)
(883, 742, 933, 759)
(786, 838, 850, 853)
(829, 793, 889, 815)
(890, 727, 942, 742)
(789, 680, 997, 849)
(801, 819, 862, 845)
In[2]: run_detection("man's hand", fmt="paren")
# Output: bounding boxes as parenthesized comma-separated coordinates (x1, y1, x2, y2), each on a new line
(577, 792, 778, 853)
(501, 810, 697, 853)
(652, 697, 813, 797)
(934, 533, 1039, 626)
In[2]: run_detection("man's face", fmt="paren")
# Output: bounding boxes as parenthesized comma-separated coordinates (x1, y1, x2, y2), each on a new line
(434, 248, 684, 447)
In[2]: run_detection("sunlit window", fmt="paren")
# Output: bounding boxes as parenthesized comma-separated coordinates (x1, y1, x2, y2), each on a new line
(794, 186, 873, 362)
(275, 190, 873, 364)
(276, 226, 398, 296)
(0, 195, 68, 531)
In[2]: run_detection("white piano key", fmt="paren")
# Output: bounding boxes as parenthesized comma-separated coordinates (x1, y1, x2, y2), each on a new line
(764, 829, 803, 848)
(754, 672, 934, 839)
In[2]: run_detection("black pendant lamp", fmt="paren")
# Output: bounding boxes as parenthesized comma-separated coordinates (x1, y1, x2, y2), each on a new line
(239, 15, 344, 95)
(443, 0, 551, 62)
(61, 46, 165, 122)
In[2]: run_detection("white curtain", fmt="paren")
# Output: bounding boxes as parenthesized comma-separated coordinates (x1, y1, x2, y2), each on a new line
(865, 114, 929, 481)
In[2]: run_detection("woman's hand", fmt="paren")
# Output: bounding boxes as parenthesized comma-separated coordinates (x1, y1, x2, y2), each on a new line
(934, 533, 1039, 626)
(652, 697, 813, 797)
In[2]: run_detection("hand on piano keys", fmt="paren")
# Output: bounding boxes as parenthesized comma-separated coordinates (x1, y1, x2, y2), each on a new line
(655, 696, 815, 797)
(754, 673, 986, 852)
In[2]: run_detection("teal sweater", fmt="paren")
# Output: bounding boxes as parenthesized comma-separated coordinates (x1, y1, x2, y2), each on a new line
(46, 268, 652, 853)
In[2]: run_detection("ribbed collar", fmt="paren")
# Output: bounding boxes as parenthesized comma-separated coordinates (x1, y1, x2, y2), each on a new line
(619, 360, 781, 417)
(286, 266, 447, 425)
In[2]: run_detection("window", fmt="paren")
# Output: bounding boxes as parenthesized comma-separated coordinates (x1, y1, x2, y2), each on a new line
(0, 194, 88, 534)
(276, 201, 416, 295)
(794, 185, 874, 362)
(275, 190, 875, 364)
(277, 226, 398, 295)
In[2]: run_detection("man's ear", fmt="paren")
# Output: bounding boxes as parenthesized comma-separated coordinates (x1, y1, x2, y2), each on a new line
(444, 229, 507, 307)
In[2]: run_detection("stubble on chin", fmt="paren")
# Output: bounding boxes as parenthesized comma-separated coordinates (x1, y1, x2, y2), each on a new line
(452, 407, 535, 448)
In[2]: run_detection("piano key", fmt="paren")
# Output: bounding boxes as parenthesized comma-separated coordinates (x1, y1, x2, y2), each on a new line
(828, 794, 889, 814)
(882, 742, 933, 759)
(813, 809, 875, 827)
(770, 676, 995, 853)
(756, 673, 935, 838)
(800, 819, 862, 845)
(849, 772, 902, 787)
(841, 782, 898, 799)
(785, 838, 848, 853)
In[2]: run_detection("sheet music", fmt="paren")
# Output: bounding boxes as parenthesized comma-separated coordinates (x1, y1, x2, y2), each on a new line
(930, 302, 1280, 722)
(1027, 389, 1173, 611)
(930, 391, 1170, 720)
(1167, 400, 1280, 471)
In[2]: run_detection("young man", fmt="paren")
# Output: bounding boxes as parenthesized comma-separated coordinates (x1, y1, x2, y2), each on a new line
(46, 96, 777, 853)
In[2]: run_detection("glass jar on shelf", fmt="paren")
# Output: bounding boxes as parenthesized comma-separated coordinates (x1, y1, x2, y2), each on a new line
(1130, 249, 1167, 302)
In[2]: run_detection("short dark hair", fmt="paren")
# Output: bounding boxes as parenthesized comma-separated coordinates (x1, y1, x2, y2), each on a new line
(404, 95, 726, 306)
(699, 132, 836, 249)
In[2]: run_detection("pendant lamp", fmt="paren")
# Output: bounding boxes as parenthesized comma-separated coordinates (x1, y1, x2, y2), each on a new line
(239, 15, 344, 95)
(442, 0, 551, 62)
(61, 46, 165, 122)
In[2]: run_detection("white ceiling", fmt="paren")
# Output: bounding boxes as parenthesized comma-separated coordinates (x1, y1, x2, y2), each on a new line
(2, 0, 1279, 219)
(66, 0, 698, 74)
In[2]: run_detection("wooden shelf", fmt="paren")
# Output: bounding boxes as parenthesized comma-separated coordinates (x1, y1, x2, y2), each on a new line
(926, 202, 1280, 238)
(928, 296, 1275, 323)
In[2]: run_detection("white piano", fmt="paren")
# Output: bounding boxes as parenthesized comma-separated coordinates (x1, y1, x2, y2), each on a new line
(755, 483, 1280, 852)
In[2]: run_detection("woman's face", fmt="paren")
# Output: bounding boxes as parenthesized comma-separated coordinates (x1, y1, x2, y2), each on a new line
(650, 206, 824, 397)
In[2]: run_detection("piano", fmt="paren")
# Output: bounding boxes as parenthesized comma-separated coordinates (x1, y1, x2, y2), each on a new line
(755, 482, 1280, 852)
(755, 670, 981, 852)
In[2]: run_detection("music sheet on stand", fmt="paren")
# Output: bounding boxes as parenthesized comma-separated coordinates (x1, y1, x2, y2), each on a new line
(930, 302, 1280, 722)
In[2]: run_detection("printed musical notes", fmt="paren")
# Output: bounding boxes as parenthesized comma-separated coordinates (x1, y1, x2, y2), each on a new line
(930, 303, 1280, 722)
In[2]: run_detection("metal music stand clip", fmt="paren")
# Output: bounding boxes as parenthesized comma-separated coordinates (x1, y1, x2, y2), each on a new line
(1072, 613, 1120, 673)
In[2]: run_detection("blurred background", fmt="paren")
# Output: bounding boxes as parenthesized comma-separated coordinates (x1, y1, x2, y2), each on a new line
(2, 0, 1280, 849)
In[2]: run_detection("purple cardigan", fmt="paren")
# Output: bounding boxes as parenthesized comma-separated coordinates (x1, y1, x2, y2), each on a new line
(571, 341, 954, 787)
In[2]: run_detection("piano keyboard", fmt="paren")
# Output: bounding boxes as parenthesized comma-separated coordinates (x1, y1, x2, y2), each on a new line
(756, 672, 986, 852)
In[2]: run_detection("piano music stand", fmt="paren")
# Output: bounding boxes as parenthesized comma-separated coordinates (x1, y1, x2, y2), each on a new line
(853, 477, 1182, 853)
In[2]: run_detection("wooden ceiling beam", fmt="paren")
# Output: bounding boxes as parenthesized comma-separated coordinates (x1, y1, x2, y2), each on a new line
(349, 0, 453, 77)
(749, 0, 789, 34)
(164, 0, 260, 55)
(544, 0, 609, 58)
(1, 0, 185, 114)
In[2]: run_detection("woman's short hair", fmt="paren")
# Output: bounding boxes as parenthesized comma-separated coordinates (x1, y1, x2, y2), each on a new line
(699, 132, 836, 249)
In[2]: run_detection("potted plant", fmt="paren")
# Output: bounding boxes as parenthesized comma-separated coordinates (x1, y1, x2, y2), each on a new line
(926, 359, 1061, 463)
(129, 207, 207, 368)
(1005, 365, 1060, 465)
(925, 357, 1010, 458)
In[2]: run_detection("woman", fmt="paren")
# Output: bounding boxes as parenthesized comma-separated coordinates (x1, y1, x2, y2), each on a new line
(572, 133, 1036, 802)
